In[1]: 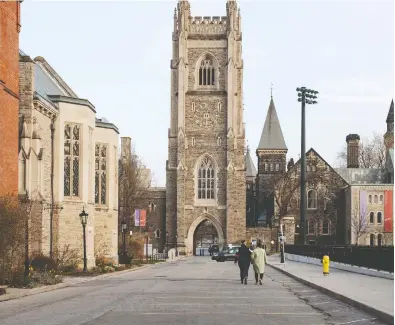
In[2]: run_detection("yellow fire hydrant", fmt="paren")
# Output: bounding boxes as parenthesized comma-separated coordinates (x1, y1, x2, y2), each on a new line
(322, 255, 330, 276)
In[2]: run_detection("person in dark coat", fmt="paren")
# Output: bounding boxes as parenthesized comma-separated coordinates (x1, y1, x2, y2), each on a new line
(234, 240, 251, 285)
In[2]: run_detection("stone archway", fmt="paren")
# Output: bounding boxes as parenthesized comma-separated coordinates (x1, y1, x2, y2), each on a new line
(185, 214, 225, 256)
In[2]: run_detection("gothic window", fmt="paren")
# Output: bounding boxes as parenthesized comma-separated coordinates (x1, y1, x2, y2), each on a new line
(307, 189, 317, 209)
(379, 195, 384, 204)
(368, 195, 372, 204)
(64, 123, 81, 197)
(370, 234, 375, 246)
(374, 195, 378, 204)
(322, 220, 330, 235)
(369, 212, 374, 224)
(312, 165, 316, 171)
(378, 234, 382, 247)
(197, 156, 216, 200)
(308, 221, 315, 235)
(377, 212, 382, 224)
(155, 229, 161, 239)
(264, 163, 268, 172)
(95, 143, 108, 205)
(306, 165, 311, 172)
(198, 58, 215, 86)
(270, 163, 274, 171)
(275, 163, 279, 171)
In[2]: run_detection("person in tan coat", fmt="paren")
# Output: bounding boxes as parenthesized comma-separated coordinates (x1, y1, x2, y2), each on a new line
(251, 240, 267, 285)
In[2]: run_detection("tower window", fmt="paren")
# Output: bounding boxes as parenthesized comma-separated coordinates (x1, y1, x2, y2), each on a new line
(217, 137, 222, 146)
(197, 156, 216, 200)
(199, 59, 215, 86)
(275, 163, 279, 171)
(192, 102, 196, 112)
(191, 137, 196, 146)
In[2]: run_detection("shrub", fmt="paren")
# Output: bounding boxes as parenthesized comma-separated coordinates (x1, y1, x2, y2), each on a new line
(54, 244, 81, 273)
(31, 255, 57, 272)
(0, 288, 6, 295)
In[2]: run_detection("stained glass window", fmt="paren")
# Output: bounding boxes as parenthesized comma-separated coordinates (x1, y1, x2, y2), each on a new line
(197, 156, 215, 200)
(64, 124, 80, 197)
(95, 143, 108, 205)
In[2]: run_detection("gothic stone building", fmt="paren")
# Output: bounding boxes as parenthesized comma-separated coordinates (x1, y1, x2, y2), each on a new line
(165, 0, 246, 255)
(18, 52, 121, 267)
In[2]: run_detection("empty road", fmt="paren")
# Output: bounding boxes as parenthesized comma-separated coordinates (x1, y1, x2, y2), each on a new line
(0, 257, 386, 325)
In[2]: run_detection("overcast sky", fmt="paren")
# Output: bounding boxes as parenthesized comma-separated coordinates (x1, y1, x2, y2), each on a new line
(21, 0, 394, 186)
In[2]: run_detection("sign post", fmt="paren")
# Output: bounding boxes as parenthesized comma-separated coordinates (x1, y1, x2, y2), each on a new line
(280, 224, 285, 264)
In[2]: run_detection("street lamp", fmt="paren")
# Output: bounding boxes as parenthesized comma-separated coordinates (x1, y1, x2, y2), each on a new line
(121, 219, 127, 258)
(296, 87, 319, 245)
(79, 207, 89, 272)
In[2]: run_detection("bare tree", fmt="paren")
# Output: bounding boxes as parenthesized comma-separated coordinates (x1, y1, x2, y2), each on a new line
(118, 144, 151, 229)
(351, 200, 369, 246)
(378, 232, 393, 246)
(336, 132, 386, 168)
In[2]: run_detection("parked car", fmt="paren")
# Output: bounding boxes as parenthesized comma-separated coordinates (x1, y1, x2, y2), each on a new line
(208, 245, 219, 256)
(212, 246, 240, 262)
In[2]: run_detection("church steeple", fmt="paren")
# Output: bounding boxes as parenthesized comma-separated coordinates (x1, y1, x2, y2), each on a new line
(257, 97, 287, 150)
(384, 99, 394, 150)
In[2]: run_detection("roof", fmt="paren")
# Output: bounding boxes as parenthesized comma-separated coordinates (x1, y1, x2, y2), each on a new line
(387, 99, 394, 123)
(387, 148, 394, 172)
(34, 63, 67, 102)
(245, 147, 257, 177)
(257, 97, 287, 150)
(334, 168, 387, 185)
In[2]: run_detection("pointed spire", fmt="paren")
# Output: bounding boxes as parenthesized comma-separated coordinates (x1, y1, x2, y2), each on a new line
(257, 97, 287, 150)
(386, 99, 394, 123)
(245, 145, 257, 177)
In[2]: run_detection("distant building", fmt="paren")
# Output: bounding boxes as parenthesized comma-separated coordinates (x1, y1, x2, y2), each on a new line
(19, 52, 120, 266)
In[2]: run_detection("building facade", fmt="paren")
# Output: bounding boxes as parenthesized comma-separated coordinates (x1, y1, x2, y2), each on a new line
(0, 2, 21, 196)
(166, 0, 246, 255)
(19, 52, 120, 266)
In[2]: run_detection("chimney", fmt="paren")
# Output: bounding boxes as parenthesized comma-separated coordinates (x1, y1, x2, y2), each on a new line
(346, 134, 360, 168)
(121, 137, 131, 161)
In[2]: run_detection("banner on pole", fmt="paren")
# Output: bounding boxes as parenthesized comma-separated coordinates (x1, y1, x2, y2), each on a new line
(384, 190, 393, 233)
(140, 209, 146, 227)
(134, 209, 140, 227)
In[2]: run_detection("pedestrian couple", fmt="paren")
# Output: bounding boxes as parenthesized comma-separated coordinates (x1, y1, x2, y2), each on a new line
(234, 239, 267, 285)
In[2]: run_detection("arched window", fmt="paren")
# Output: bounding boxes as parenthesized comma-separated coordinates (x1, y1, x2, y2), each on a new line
(155, 229, 161, 239)
(197, 156, 216, 200)
(368, 195, 372, 204)
(378, 234, 382, 247)
(311, 165, 316, 171)
(306, 165, 311, 172)
(275, 163, 279, 171)
(370, 234, 375, 246)
(369, 212, 374, 224)
(374, 195, 378, 204)
(270, 163, 274, 171)
(64, 123, 81, 197)
(322, 220, 330, 235)
(199, 58, 215, 86)
(95, 143, 108, 205)
(307, 190, 317, 209)
(264, 163, 268, 171)
(377, 212, 382, 224)
(379, 195, 384, 204)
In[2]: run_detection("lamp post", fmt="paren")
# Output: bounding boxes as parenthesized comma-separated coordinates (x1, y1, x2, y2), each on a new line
(296, 87, 319, 245)
(79, 207, 89, 272)
(121, 219, 127, 258)
(166, 231, 169, 253)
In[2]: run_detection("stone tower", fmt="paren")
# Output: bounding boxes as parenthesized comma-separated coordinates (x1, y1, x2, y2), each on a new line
(384, 99, 394, 151)
(256, 97, 287, 226)
(166, 0, 246, 255)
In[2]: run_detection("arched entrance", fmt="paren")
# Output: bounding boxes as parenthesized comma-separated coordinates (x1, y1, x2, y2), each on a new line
(186, 214, 225, 256)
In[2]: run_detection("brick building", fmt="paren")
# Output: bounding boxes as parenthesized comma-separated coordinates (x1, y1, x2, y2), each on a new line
(0, 2, 21, 196)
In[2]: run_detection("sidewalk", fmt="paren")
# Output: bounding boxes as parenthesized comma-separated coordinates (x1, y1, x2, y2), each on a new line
(267, 254, 394, 324)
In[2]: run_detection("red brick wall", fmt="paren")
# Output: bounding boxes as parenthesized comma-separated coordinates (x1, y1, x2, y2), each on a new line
(0, 3, 21, 196)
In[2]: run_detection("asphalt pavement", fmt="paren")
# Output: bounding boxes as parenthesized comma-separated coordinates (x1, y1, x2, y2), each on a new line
(0, 257, 387, 325)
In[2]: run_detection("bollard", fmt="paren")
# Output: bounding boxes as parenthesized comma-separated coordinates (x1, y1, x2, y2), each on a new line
(322, 255, 330, 276)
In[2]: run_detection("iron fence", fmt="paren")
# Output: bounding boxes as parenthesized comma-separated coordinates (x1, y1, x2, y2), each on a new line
(285, 245, 394, 273)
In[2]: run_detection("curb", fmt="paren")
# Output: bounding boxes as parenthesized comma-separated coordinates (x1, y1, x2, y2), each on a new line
(268, 263, 394, 325)
(0, 261, 163, 303)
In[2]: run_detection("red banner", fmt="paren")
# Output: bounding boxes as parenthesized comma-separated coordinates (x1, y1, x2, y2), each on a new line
(140, 209, 146, 227)
(384, 191, 393, 233)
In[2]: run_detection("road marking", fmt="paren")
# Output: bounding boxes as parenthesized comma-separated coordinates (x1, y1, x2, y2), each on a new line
(155, 302, 313, 307)
(334, 319, 378, 325)
(123, 311, 322, 316)
(155, 296, 300, 300)
(313, 300, 337, 305)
